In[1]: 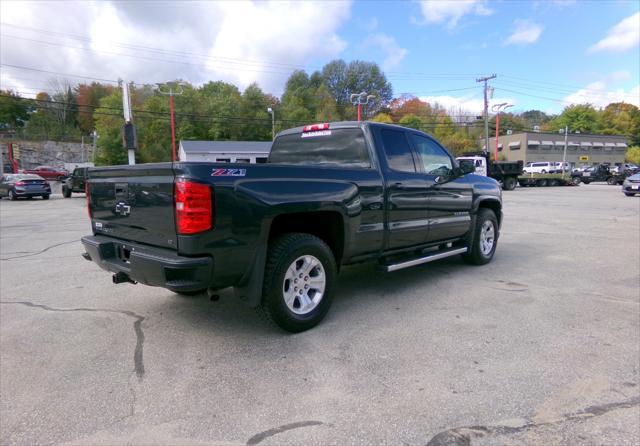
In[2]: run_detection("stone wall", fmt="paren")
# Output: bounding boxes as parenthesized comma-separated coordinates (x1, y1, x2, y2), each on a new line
(1, 140, 94, 170)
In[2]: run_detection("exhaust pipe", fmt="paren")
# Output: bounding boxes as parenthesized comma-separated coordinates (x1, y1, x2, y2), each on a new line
(112, 272, 136, 284)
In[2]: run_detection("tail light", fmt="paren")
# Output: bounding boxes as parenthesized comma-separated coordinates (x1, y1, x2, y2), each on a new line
(175, 179, 212, 234)
(302, 123, 329, 132)
(85, 182, 92, 218)
(14, 181, 25, 186)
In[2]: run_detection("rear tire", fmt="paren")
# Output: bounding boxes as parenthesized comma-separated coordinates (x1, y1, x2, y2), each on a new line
(42, 194, 50, 200)
(571, 176, 581, 185)
(462, 208, 499, 266)
(607, 177, 616, 185)
(536, 179, 548, 187)
(63, 186, 72, 198)
(583, 180, 591, 184)
(502, 176, 516, 191)
(624, 192, 636, 197)
(260, 233, 336, 333)
(9, 189, 17, 201)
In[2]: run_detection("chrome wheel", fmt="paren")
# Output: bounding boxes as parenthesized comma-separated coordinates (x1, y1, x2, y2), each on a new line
(283, 255, 326, 315)
(480, 221, 495, 256)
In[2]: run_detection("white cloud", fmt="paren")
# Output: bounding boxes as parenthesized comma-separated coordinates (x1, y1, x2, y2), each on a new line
(0, 1, 353, 95)
(363, 33, 408, 71)
(588, 12, 640, 53)
(504, 20, 543, 45)
(415, 0, 493, 30)
(563, 81, 640, 107)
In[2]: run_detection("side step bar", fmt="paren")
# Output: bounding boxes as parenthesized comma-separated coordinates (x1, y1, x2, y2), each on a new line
(382, 246, 468, 272)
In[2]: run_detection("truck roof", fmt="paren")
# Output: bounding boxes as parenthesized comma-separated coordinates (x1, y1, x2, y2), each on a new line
(276, 121, 418, 138)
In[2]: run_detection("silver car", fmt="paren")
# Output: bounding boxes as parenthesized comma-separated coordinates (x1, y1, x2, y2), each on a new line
(622, 173, 640, 197)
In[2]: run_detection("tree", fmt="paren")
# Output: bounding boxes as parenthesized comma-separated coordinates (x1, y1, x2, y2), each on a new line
(625, 146, 640, 165)
(371, 112, 394, 123)
(321, 59, 393, 118)
(520, 110, 551, 129)
(76, 82, 114, 134)
(239, 83, 271, 141)
(314, 83, 339, 122)
(489, 113, 526, 136)
(94, 90, 128, 165)
(600, 102, 640, 146)
(389, 95, 433, 122)
(548, 104, 601, 133)
(0, 90, 31, 130)
(398, 113, 422, 130)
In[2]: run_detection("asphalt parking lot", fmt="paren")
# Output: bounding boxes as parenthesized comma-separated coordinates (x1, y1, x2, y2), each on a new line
(1, 183, 638, 445)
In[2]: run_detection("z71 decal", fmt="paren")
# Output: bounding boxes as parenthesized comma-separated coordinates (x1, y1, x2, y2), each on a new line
(211, 168, 247, 177)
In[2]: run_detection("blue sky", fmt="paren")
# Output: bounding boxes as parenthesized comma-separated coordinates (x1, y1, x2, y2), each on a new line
(1, 1, 638, 115)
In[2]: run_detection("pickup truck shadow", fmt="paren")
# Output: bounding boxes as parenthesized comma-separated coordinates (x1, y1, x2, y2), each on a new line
(149, 257, 470, 336)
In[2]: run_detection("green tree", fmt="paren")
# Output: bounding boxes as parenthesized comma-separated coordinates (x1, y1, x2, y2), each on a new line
(321, 59, 393, 118)
(548, 104, 601, 133)
(520, 110, 551, 129)
(94, 90, 128, 165)
(625, 146, 640, 165)
(0, 90, 31, 130)
(398, 113, 422, 130)
(314, 83, 339, 122)
(600, 102, 640, 145)
(371, 112, 394, 123)
(240, 83, 271, 141)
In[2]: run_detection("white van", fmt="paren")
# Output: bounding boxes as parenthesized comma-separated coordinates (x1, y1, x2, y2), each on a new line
(523, 162, 554, 174)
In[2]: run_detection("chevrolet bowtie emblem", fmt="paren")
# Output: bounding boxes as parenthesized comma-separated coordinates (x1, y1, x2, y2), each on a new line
(115, 201, 131, 216)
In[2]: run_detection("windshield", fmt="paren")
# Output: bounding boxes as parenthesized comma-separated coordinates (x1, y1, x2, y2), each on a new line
(269, 128, 371, 168)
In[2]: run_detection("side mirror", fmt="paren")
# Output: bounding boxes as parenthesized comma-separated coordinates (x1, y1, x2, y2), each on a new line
(459, 160, 476, 175)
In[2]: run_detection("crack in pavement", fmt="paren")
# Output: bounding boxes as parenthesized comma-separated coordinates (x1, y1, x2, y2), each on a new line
(246, 421, 325, 445)
(0, 301, 145, 379)
(425, 395, 640, 446)
(0, 239, 79, 260)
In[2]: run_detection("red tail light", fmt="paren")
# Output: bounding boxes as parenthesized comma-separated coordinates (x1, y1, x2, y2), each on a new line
(85, 182, 92, 218)
(175, 179, 212, 235)
(14, 181, 25, 186)
(303, 123, 329, 132)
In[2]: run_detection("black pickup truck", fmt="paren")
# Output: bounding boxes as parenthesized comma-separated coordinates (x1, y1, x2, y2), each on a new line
(82, 122, 503, 332)
(62, 167, 89, 197)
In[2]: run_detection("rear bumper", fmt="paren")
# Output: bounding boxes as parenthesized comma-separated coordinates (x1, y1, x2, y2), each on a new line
(14, 187, 50, 196)
(81, 235, 213, 292)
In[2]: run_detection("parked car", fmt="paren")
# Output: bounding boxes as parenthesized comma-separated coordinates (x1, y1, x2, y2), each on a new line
(576, 164, 625, 185)
(21, 165, 69, 181)
(81, 121, 503, 332)
(552, 162, 571, 173)
(62, 167, 89, 197)
(523, 162, 554, 174)
(622, 173, 640, 196)
(0, 174, 51, 200)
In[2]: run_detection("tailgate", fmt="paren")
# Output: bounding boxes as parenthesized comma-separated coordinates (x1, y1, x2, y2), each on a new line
(89, 163, 177, 249)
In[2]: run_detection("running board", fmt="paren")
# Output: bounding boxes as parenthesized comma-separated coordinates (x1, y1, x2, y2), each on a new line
(382, 247, 468, 272)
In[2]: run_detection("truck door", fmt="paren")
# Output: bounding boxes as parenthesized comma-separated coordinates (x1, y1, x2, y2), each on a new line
(408, 133, 473, 243)
(374, 127, 430, 250)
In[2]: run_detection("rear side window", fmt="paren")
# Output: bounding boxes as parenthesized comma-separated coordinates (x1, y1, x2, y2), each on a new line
(380, 129, 416, 172)
(269, 128, 370, 168)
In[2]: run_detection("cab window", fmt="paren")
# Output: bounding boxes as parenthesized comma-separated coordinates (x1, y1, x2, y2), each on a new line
(409, 134, 453, 175)
(379, 129, 416, 172)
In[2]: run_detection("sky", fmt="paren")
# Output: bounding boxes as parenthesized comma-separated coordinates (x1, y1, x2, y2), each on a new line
(0, 0, 638, 115)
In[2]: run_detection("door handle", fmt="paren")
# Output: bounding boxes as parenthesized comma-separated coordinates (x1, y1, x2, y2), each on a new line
(394, 182, 409, 190)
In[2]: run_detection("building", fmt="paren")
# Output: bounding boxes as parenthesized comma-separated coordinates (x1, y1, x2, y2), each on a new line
(484, 132, 628, 167)
(179, 140, 271, 163)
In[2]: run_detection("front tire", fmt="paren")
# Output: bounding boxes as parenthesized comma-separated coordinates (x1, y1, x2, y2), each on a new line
(571, 176, 581, 185)
(9, 189, 17, 201)
(607, 177, 616, 185)
(260, 233, 337, 333)
(463, 208, 499, 265)
(62, 186, 72, 198)
(624, 192, 636, 197)
(42, 194, 50, 200)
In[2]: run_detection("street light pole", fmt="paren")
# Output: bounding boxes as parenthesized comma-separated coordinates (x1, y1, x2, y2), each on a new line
(491, 103, 513, 162)
(267, 107, 275, 141)
(157, 82, 185, 162)
(562, 125, 569, 177)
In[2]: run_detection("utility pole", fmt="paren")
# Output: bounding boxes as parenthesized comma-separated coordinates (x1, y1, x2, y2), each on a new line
(120, 79, 137, 165)
(267, 107, 275, 141)
(91, 130, 98, 163)
(157, 82, 185, 162)
(477, 74, 497, 154)
(562, 125, 569, 177)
